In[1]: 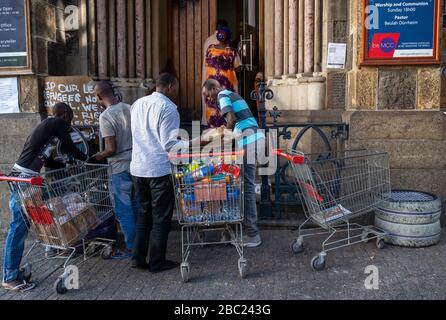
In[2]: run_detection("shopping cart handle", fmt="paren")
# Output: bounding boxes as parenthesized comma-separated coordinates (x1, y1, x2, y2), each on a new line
(170, 150, 245, 160)
(0, 174, 43, 186)
(273, 149, 305, 164)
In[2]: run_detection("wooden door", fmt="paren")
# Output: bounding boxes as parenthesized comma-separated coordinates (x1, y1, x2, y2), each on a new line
(169, 0, 217, 123)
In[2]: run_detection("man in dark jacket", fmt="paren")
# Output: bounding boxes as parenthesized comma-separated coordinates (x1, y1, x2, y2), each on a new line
(2, 103, 87, 292)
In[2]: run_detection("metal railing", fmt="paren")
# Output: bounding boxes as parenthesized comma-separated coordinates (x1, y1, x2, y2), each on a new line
(251, 82, 348, 219)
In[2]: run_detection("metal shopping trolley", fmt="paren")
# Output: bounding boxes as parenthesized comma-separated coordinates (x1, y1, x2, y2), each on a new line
(0, 164, 116, 294)
(275, 149, 391, 271)
(171, 151, 246, 282)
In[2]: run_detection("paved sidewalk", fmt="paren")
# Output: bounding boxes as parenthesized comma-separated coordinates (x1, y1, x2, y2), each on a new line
(0, 229, 445, 300)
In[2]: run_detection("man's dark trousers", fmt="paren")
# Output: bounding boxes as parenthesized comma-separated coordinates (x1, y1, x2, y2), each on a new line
(133, 175, 174, 269)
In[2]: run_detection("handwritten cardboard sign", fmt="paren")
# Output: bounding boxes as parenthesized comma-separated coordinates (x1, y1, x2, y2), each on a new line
(43, 76, 102, 126)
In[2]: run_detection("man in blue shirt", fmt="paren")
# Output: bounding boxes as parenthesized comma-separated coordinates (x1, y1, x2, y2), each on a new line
(202, 79, 263, 248)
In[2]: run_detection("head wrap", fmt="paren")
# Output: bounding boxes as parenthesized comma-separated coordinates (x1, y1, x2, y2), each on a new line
(216, 26, 232, 43)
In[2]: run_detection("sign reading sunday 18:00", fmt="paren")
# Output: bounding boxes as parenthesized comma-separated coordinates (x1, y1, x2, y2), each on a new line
(365, 0, 439, 62)
(0, 0, 29, 69)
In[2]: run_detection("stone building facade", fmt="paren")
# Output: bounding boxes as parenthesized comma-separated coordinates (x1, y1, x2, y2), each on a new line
(345, 1, 446, 226)
(263, 0, 446, 226)
(1, 0, 446, 232)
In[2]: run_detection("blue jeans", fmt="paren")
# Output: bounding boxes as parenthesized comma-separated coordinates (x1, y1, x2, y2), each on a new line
(3, 190, 28, 283)
(111, 171, 138, 250)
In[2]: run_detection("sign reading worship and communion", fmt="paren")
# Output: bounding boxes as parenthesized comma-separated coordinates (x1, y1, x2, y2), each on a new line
(362, 0, 441, 65)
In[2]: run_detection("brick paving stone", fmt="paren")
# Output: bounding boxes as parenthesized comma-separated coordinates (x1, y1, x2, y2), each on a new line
(74, 257, 123, 300)
(37, 255, 98, 300)
(0, 230, 445, 300)
(97, 260, 133, 300)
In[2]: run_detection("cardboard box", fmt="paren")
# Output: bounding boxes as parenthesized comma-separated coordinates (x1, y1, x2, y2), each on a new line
(194, 182, 227, 202)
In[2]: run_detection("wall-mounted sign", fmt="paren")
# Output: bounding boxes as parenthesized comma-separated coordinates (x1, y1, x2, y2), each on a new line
(0, 77, 19, 113)
(362, 0, 441, 65)
(43, 76, 102, 126)
(327, 43, 347, 69)
(0, 0, 32, 74)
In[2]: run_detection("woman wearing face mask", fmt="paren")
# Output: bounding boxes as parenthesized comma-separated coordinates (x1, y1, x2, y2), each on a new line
(203, 26, 241, 128)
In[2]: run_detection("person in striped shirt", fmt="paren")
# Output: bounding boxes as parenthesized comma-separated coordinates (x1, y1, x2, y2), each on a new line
(202, 79, 264, 248)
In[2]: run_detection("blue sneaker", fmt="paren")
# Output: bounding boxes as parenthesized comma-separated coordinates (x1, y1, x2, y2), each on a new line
(111, 249, 133, 260)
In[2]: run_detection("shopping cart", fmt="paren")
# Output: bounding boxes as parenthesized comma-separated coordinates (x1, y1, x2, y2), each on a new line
(171, 151, 246, 282)
(0, 164, 116, 293)
(275, 149, 391, 271)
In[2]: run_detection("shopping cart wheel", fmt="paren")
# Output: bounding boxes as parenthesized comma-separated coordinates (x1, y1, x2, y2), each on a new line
(311, 255, 326, 272)
(238, 258, 248, 278)
(85, 243, 98, 257)
(19, 263, 33, 282)
(376, 238, 386, 250)
(361, 231, 372, 243)
(181, 262, 190, 283)
(101, 245, 113, 260)
(54, 277, 68, 295)
(198, 231, 206, 248)
(291, 237, 304, 254)
(220, 231, 230, 245)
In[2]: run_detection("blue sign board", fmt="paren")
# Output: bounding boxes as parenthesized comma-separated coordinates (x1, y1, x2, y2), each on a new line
(362, 0, 441, 65)
(0, 0, 31, 73)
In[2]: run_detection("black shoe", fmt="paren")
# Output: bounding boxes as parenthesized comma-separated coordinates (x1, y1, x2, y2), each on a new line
(149, 260, 180, 274)
(131, 260, 150, 270)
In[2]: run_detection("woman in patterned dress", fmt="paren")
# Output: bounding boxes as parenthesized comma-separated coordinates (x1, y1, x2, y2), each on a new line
(203, 26, 241, 128)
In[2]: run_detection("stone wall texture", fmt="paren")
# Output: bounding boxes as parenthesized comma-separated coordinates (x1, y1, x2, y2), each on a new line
(377, 69, 417, 110)
(418, 68, 442, 110)
(0, 114, 42, 234)
(345, 1, 446, 226)
(344, 111, 446, 227)
(31, 0, 67, 76)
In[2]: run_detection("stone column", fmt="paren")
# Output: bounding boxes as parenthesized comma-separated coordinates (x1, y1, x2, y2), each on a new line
(304, 0, 314, 74)
(135, 0, 145, 79)
(96, 0, 108, 79)
(117, 0, 128, 78)
(264, 0, 275, 79)
(289, 0, 298, 75)
(283, 0, 289, 77)
(314, 0, 322, 72)
(274, 0, 283, 78)
(298, 0, 304, 73)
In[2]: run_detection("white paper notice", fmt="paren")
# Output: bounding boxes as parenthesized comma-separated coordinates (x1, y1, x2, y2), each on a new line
(327, 43, 347, 69)
(0, 77, 19, 113)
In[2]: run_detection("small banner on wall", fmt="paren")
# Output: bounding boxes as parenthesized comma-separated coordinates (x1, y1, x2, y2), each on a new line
(327, 43, 347, 69)
(362, 0, 441, 65)
(43, 76, 102, 126)
(0, 77, 19, 113)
